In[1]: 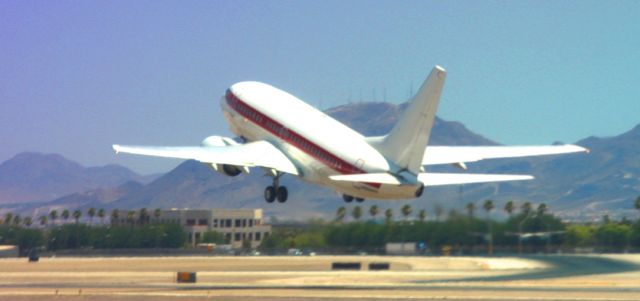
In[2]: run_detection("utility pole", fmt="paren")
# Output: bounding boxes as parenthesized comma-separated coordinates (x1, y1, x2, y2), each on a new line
(518, 212, 531, 255)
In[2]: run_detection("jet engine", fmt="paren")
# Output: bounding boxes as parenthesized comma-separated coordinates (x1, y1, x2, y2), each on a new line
(220, 164, 243, 177)
(200, 136, 249, 177)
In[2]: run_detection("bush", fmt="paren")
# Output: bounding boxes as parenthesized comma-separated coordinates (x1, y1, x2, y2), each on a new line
(201, 230, 225, 244)
(595, 223, 632, 251)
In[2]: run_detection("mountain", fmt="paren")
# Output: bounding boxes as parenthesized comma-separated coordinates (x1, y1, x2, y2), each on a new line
(23, 181, 145, 216)
(499, 124, 640, 220)
(7, 102, 640, 221)
(325, 102, 498, 145)
(0, 152, 151, 204)
(415, 124, 640, 221)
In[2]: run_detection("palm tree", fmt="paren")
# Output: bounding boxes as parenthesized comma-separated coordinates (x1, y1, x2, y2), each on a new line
(97, 208, 105, 225)
(401, 204, 412, 221)
(351, 206, 362, 221)
(384, 208, 393, 223)
(61, 209, 70, 223)
(521, 202, 532, 216)
(335, 207, 346, 223)
(23, 216, 33, 228)
(13, 215, 22, 226)
(483, 200, 494, 217)
(4, 213, 13, 225)
(72, 210, 82, 224)
(418, 209, 427, 222)
(465, 202, 476, 218)
(537, 203, 548, 216)
(39, 215, 48, 227)
(153, 208, 162, 222)
(111, 209, 120, 225)
(504, 201, 515, 219)
(139, 208, 149, 225)
(434, 205, 444, 221)
(127, 210, 136, 227)
(87, 207, 96, 225)
(369, 205, 379, 220)
(634, 196, 640, 218)
(49, 210, 58, 226)
(483, 199, 495, 256)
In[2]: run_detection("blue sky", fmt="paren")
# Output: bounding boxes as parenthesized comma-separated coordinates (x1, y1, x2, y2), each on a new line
(1, 1, 639, 174)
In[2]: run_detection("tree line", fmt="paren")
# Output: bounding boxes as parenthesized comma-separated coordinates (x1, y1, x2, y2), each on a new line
(1, 196, 639, 255)
(261, 197, 640, 254)
(0, 207, 184, 254)
(1, 207, 165, 228)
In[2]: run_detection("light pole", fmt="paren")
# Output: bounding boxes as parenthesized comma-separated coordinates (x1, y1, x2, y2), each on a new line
(518, 212, 531, 255)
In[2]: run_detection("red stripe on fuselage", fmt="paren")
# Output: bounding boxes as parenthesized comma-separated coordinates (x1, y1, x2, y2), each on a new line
(225, 90, 381, 189)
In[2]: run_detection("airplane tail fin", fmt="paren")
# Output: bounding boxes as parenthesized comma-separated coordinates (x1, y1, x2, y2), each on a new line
(375, 66, 446, 174)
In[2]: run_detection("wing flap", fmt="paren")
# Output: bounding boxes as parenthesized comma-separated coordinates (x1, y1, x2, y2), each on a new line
(113, 141, 299, 175)
(423, 145, 588, 165)
(329, 173, 403, 185)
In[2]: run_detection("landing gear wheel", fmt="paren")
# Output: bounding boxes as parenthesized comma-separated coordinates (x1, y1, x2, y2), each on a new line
(276, 186, 288, 203)
(343, 194, 354, 203)
(355, 198, 365, 203)
(264, 186, 276, 203)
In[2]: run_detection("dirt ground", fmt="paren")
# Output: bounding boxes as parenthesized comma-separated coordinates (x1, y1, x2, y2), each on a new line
(0, 255, 639, 300)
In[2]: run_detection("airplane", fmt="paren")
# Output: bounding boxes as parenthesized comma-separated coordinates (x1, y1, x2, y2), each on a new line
(113, 66, 588, 204)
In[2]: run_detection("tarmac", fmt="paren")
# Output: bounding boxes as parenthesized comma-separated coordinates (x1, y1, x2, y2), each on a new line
(0, 254, 639, 300)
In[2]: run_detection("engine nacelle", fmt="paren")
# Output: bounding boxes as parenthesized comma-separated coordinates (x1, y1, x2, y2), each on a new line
(221, 164, 242, 177)
(201, 135, 239, 147)
(201, 136, 248, 177)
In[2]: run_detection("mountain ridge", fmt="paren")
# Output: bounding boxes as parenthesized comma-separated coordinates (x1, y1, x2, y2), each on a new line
(3, 101, 639, 221)
(0, 152, 152, 204)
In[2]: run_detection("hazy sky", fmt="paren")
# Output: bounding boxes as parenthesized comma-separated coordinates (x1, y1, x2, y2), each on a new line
(2, 1, 639, 174)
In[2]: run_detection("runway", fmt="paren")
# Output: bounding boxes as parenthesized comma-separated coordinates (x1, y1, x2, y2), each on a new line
(0, 254, 639, 300)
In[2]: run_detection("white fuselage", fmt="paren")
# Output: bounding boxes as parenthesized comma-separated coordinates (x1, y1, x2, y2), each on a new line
(220, 81, 418, 199)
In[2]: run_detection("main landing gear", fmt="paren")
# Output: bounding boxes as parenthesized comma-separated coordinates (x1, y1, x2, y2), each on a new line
(343, 194, 364, 203)
(415, 183, 425, 198)
(264, 172, 288, 203)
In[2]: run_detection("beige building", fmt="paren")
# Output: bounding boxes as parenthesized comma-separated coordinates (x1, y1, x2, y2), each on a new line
(152, 208, 271, 249)
(111, 208, 271, 249)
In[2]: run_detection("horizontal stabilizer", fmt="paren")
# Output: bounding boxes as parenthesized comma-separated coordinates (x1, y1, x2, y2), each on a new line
(330, 172, 533, 186)
(418, 172, 533, 186)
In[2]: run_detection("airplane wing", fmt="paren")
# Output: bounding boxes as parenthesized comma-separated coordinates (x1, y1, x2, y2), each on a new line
(113, 140, 299, 175)
(422, 145, 588, 166)
(330, 172, 533, 186)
